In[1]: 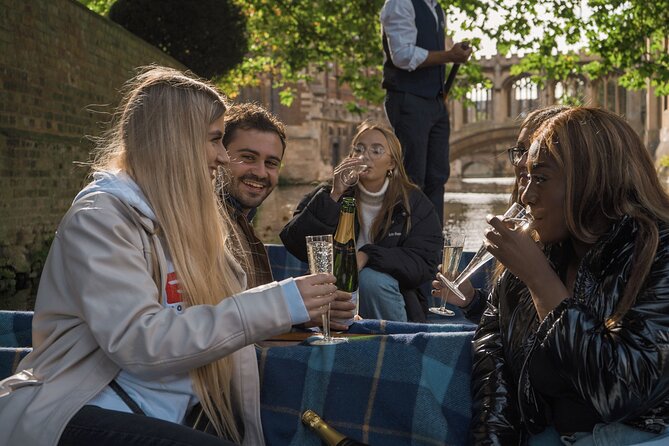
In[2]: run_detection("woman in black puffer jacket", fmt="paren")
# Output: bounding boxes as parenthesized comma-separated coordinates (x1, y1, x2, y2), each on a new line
(470, 107, 669, 445)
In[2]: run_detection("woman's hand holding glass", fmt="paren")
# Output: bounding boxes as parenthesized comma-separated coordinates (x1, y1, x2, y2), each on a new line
(430, 228, 466, 316)
(302, 290, 355, 331)
(293, 273, 338, 321)
(484, 213, 566, 318)
(432, 273, 476, 308)
(484, 213, 545, 280)
(440, 203, 532, 301)
(331, 157, 367, 201)
(305, 234, 347, 345)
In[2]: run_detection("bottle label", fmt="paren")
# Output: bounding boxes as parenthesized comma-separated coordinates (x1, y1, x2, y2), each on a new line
(331, 289, 358, 327)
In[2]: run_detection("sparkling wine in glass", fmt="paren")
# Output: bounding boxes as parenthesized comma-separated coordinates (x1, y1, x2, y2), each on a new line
(430, 228, 465, 317)
(341, 164, 368, 187)
(438, 203, 533, 301)
(306, 235, 346, 345)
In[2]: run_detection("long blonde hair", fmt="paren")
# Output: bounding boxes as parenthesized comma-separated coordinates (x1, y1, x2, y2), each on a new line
(93, 66, 243, 441)
(352, 119, 418, 240)
(533, 107, 669, 327)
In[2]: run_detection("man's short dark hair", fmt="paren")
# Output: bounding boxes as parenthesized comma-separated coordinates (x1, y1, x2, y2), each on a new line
(223, 102, 287, 153)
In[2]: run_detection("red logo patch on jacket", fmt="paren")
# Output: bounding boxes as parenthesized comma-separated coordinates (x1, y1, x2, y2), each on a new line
(165, 272, 184, 313)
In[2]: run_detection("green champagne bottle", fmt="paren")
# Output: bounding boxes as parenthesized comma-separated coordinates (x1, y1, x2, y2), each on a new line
(302, 410, 369, 446)
(332, 197, 358, 325)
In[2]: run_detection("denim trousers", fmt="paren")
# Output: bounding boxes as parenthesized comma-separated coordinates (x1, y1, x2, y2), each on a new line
(58, 405, 238, 446)
(358, 267, 407, 322)
(529, 422, 669, 446)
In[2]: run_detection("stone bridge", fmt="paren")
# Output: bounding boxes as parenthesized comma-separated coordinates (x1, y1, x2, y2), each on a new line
(450, 120, 519, 178)
(446, 54, 652, 178)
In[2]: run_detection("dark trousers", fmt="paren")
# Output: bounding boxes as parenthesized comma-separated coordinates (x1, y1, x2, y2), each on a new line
(385, 90, 450, 226)
(58, 405, 238, 446)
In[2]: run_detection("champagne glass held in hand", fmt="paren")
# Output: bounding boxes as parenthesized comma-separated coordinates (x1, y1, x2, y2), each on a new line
(341, 164, 368, 187)
(429, 227, 465, 317)
(438, 203, 533, 301)
(306, 235, 346, 346)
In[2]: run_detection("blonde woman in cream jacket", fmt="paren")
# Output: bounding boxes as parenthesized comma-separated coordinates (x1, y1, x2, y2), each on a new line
(0, 67, 336, 446)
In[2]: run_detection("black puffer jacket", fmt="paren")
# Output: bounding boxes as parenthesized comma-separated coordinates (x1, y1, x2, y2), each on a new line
(471, 216, 669, 445)
(279, 184, 442, 316)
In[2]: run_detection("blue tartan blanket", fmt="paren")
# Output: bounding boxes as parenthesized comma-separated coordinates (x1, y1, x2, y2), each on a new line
(257, 319, 477, 446)
(0, 311, 34, 380)
(0, 310, 33, 348)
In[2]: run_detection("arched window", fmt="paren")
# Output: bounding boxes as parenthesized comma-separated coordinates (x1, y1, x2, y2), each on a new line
(555, 77, 586, 105)
(464, 83, 493, 124)
(597, 78, 627, 114)
(509, 76, 539, 119)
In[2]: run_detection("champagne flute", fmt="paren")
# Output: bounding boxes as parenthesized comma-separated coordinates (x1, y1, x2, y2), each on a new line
(429, 228, 465, 316)
(341, 164, 368, 187)
(306, 235, 346, 345)
(438, 203, 533, 301)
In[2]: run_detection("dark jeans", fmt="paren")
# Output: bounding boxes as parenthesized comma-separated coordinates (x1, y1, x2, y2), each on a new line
(58, 405, 238, 446)
(385, 90, 450, 226)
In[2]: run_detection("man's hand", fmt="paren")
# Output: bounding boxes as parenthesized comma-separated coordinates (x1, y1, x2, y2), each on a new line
(303, 290, 356, 331)
(419, 41, 473, 68)
(329, 291, 356, 331)
(447, 41, 472, 64)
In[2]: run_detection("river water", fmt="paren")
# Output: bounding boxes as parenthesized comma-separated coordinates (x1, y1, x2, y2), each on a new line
(254, 177, 516, 252)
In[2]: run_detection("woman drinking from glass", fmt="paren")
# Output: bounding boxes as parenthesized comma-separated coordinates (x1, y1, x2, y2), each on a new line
(281, 119, 442, 322)
(471, 107, 669, 445)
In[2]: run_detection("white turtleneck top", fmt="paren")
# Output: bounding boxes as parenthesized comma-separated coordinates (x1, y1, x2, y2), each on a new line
(356, 178, 390, 248)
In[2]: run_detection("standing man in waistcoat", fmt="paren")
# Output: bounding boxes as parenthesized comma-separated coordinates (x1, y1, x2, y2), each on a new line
(381, 0, 472, 225)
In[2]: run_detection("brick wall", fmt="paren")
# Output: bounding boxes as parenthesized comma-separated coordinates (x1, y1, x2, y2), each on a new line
(0, 0, 184, 306)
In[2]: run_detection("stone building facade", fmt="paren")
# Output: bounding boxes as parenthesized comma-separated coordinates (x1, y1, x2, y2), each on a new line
(236, 67, 385, 185)
(447, 54, 667, 179)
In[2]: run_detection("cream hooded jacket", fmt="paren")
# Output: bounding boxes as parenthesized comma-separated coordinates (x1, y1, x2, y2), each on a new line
(0, 173, 303, 445)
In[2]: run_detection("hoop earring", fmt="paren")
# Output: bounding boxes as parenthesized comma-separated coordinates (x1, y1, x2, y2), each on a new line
(387, 169, 394, 178)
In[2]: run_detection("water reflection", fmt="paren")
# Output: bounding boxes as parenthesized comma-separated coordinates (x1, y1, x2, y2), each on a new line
(254, 178, 516, 252)
(444, 177, 515, 251)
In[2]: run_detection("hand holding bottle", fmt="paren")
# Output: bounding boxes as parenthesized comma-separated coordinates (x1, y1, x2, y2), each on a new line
(328, 291, 356, 331)
(303, 290, 355, 331)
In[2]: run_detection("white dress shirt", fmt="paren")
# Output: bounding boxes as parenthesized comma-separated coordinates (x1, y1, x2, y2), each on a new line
(380, 0, 444, 72)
